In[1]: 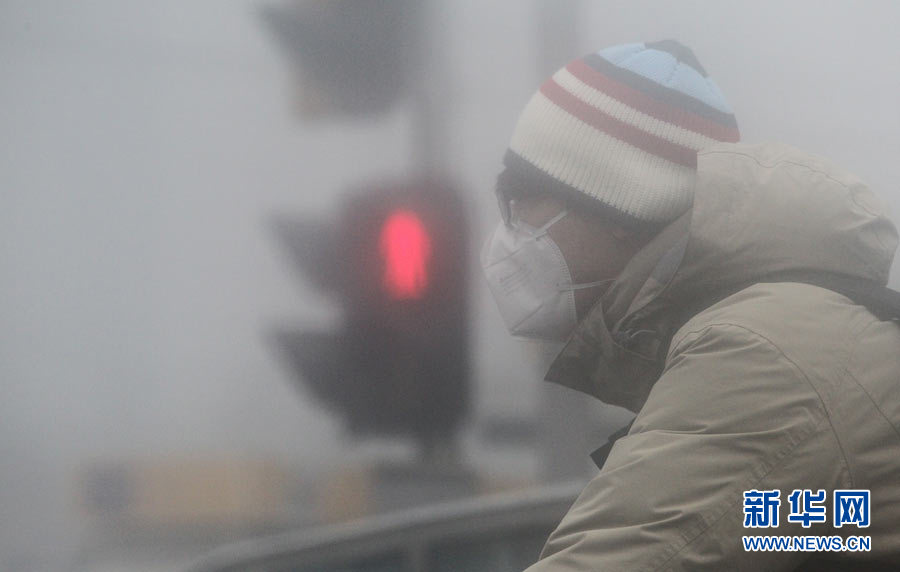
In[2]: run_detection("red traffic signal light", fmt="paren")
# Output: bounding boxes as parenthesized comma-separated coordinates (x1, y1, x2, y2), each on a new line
(379, 209, 432, 301)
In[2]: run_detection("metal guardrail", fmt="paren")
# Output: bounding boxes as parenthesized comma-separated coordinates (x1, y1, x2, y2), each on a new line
(185, 481, 584, 572)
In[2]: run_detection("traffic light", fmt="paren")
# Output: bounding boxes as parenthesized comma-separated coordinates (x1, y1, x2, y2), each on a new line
(259, 0, 420, 118)
(268, 181, 469, 455)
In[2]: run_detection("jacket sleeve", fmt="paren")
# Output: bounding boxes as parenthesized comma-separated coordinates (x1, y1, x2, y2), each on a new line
(525, 322, 850, 572)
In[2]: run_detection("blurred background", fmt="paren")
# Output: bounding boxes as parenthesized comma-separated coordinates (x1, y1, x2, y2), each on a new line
(3, 1, 900, 570)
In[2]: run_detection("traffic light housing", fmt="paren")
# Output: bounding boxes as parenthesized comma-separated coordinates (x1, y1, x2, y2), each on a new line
(269, 181, 469, 451)
(260, 0, 420, 118)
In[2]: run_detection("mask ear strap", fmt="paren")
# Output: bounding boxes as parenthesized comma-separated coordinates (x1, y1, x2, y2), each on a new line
(533, 209, 568, 236)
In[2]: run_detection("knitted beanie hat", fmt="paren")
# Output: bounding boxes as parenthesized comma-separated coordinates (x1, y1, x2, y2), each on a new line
(503, 40, 739, 227)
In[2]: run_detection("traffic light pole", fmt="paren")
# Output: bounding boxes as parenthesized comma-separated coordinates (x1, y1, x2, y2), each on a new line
(407, 1, 460, 466)
(409, 0, 452, 178)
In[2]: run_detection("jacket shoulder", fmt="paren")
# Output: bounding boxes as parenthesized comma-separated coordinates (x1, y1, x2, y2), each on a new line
(669, 281, 875, 370)
(700, 141, 870, 190)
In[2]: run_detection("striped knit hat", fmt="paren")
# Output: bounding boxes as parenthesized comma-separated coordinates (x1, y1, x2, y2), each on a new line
(503, 40, 739, 226)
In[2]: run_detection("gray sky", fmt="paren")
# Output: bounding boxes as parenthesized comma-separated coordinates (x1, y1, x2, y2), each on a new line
(3, 0, 900, 567)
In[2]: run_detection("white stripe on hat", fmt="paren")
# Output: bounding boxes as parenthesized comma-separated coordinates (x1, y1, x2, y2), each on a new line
(552, 67, 723, 151)
(510, 92, 696, 222)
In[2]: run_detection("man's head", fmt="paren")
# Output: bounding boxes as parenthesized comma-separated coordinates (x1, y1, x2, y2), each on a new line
(483, 40, 739, 340)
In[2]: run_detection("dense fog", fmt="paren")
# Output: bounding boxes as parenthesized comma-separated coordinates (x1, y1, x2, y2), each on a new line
(3, 1, 899, 569)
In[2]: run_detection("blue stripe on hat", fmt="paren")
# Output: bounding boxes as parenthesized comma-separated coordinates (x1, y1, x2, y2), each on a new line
(597, 43, 734, 114)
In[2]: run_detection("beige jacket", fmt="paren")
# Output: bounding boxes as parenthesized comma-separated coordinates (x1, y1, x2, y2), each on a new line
(528, 143, 900, 571)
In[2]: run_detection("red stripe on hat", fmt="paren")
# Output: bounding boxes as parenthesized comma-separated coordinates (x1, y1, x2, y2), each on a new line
(540, 78, 698, 168)
(567, 59, 740, 143)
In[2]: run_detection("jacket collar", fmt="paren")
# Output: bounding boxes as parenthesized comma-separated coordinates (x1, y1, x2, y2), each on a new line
(544, 211, 691, 412)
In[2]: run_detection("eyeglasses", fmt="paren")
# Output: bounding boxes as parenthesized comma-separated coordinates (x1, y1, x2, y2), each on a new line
(496, 190, 515, 228)
(494, 171, 517, 228)
(495, 166, 573, 231)
(495, 179, 568, 231)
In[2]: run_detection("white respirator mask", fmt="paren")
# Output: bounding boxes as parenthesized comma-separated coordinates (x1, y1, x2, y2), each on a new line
(481, 209, 611, 341)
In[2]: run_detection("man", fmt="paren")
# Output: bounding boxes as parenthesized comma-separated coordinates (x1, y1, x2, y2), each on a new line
(481, 40, 900, 570)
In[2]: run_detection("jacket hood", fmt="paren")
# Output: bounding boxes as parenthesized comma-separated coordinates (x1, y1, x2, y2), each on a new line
(546, 142, 898, 411)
